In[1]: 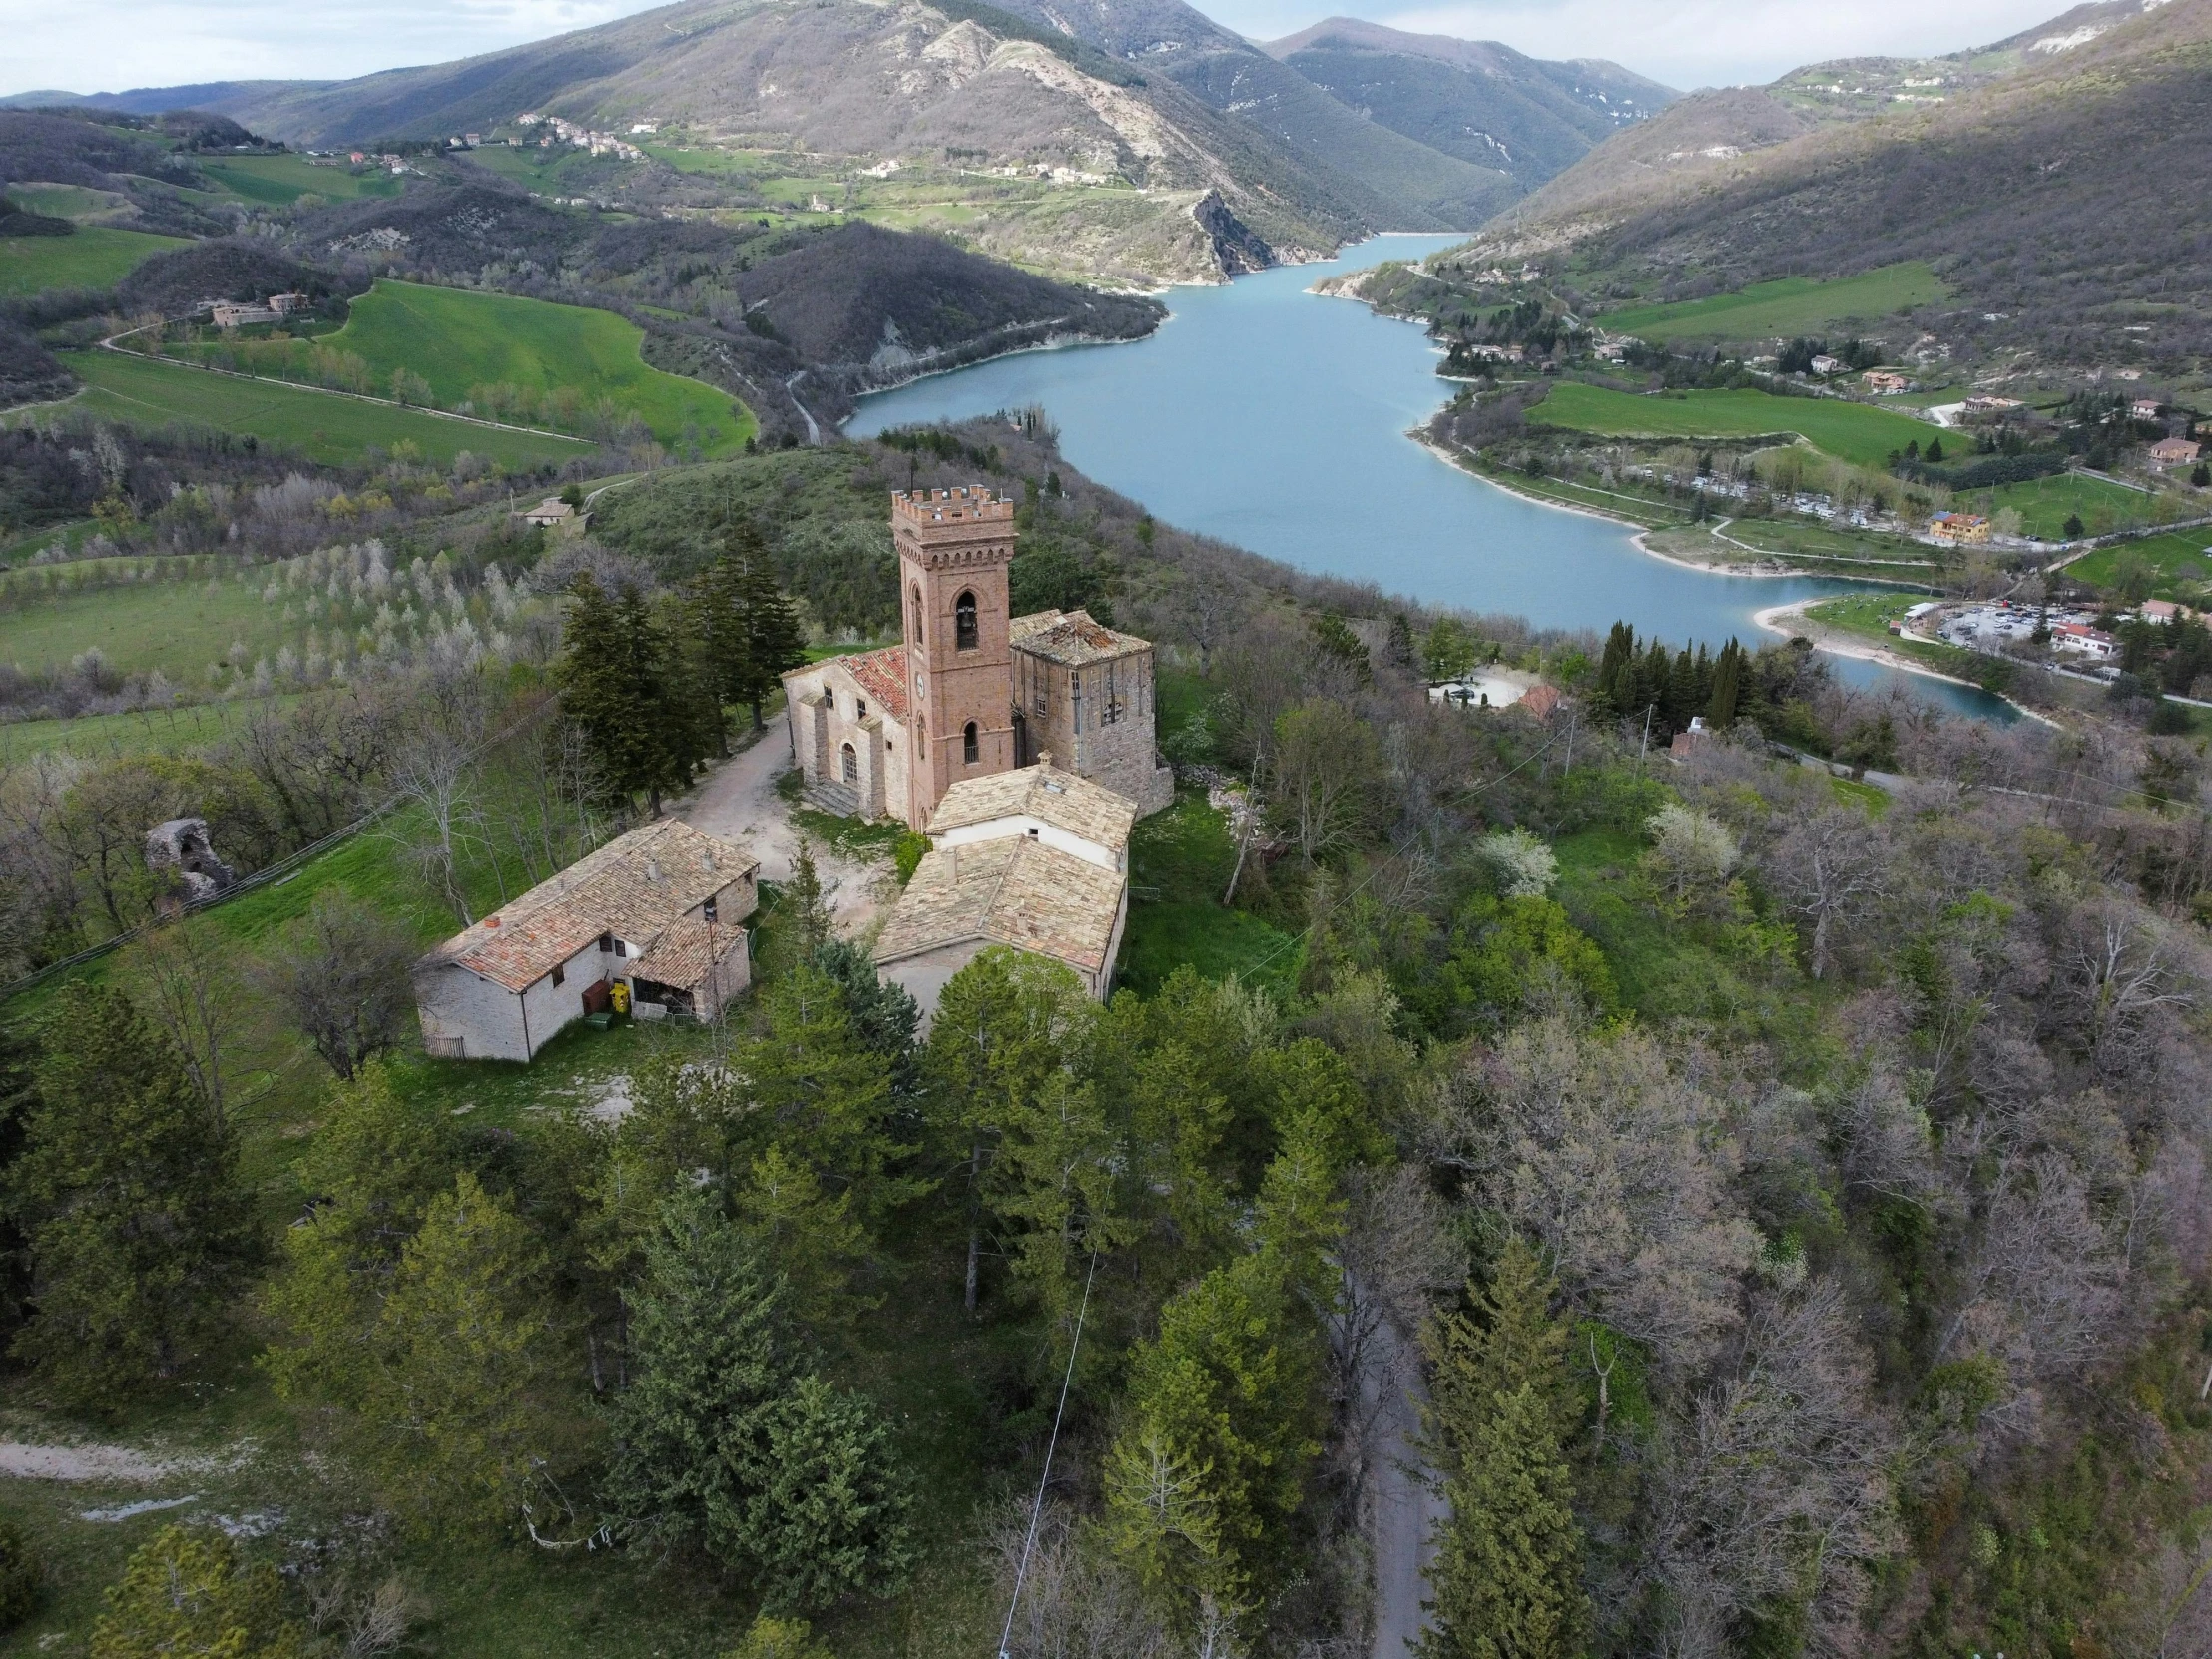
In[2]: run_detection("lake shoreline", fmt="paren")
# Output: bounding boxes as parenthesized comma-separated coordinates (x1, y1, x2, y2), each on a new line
(1412, 433, 1918, 584)
(1754, 597, 2057, 727)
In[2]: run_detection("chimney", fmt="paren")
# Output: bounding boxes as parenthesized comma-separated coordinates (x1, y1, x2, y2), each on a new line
(1037, 749, 1054, 769)
(646, 858, 662, 883)
(485, 915, 502, 928)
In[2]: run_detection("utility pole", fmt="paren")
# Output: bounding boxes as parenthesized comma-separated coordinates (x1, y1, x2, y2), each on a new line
(1564, 710, 1577, 775)
(1640, 703, 1654, 763)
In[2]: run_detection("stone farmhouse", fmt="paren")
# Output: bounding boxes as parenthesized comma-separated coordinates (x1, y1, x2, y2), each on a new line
(413, 821, 759, 1061)
(780, 487, 1172, 828)
(876, 762, 1136, 1016)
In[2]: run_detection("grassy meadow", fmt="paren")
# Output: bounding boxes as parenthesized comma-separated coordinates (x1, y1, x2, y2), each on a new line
(1968, 471, 2159, 540)
(2066, 528, 2212, 601)
(184, 280, 756, 456)
(1534, 383, 1945, 468)
(1121, 793, 1304, 1000)
(1600, 262, 1949, 343)
(29, 349, 594, 468)
(0, 227, 191, 296)
(197, 154, 402, 206)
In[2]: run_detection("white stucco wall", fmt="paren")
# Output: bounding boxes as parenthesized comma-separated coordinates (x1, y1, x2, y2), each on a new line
(933, 814, 1123, 873)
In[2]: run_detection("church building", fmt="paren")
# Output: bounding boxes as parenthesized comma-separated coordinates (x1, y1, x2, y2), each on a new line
(780, 486, 1172, 826)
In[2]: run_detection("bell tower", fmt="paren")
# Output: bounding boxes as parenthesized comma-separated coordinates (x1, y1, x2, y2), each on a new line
(893, 487, 1017, 826)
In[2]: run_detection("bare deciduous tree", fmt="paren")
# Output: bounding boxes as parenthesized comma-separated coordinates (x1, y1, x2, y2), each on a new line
(1437, 1014, 1760, 1379)
(1641, 1280, 1900, 1659)
(1766, 808, 1890, 980)
(256, 892, 418, 1079)
(131, 919, 236, 1128)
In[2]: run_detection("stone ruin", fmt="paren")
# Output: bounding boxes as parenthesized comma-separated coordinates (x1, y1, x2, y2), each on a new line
(145, 818, 238, 903)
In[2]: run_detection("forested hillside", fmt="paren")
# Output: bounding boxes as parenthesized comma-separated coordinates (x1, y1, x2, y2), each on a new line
(1, 414, 2210, 1659)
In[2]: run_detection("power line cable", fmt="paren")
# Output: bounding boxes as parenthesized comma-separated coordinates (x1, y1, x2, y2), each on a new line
(998, 1244, 1102, 1659)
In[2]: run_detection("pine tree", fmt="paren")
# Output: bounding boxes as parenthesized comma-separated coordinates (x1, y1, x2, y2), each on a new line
(733, 531, 806, 731)
(91, 1526, 307, 1659)
(11, 988, 257, 1408)
(602, 1196, 913, 1609)
(556, 575, 700, 817)
(1418, 1237, 1589, 1659)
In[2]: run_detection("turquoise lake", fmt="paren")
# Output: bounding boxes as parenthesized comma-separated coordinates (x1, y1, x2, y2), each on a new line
(848, 233, 2015, 723)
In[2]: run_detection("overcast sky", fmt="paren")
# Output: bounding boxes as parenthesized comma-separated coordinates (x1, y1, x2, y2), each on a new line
(5, 0, 2081, 99)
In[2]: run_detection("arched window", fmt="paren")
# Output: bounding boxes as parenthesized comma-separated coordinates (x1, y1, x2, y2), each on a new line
(963, 721, 979, 763)
(955, 589, 978, 651)
(840, 743, 858, 783)
(910, 584, 924, 647)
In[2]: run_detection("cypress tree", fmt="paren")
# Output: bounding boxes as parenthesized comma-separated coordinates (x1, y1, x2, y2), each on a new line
(1418, 1237, 1589, 1659)
(1709, 639, 1744, 728)
(1592, 623, 1634, 716)
(1665, 647, 1699, 731)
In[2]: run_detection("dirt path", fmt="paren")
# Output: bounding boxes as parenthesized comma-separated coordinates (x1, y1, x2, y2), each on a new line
(1364, 1312, 1445, 1659)
(676, 720, 894, 937)
(0, 1442, 191, 1481)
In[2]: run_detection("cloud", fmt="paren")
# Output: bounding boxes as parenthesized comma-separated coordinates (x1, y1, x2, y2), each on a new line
(1202, 0, 2077, 87)
(0, 0, 668, 95)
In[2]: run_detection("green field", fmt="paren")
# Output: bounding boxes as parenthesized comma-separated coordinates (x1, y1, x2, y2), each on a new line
(0, 225, 191, 295)
(1119, 793, 1304, 1000)
(1602, 263, 1949, 343)
(0, 571, 290, 681)
(8, 183, 132, 221)
(194, 280, 755, 455)
(2065, 529, 2212, 600)
(29, 349, 593, 468)
(1534, 383, 1943, 468)
(0, 696, 294, 760)
(197, 153, 403, 205)
(1966, 471, 2157, 541)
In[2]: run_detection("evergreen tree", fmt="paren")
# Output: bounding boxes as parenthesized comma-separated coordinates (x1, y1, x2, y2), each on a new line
(11, 988, 257, 1409)
(732, 528, 807, 731)
(264, 1172, 568, 1538)
(1709, 639, 1744, 728)
(0, 1021, 38, 1348)
(1592, 623, 1635, 716)
(90, 1526, 306, 1659)
(1664, 647, 1700, 731)
(1418, 1238, 1589, 1659)
(602, 1197, 913, 1609)
(556, 575, 695, 816)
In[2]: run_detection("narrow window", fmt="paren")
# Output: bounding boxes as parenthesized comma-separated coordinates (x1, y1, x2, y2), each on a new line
(613, 938, 628, 958)
(910, 584, 924, 646)
(841, 742, 858, 783)
(703, 895, 718, 924)
(963, 721, 979, 763)
(598, 931, 613, 953)
(552, 962, 566, 987)
(856, 698, 867, 721)
(955, 589, 978, 651)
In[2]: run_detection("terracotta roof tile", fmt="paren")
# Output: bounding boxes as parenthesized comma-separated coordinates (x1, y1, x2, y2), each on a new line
(1009, 609, 1149, 668)
(419, 821, 760, 992)
(632, 914, 747, 991)
(845, 645, 910, 721)
(926, 763, 1135, 851)
(876, 837, 1124, 974)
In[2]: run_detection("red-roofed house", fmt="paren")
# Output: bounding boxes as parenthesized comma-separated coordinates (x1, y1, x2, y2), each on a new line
(412, 820, 760, 1061)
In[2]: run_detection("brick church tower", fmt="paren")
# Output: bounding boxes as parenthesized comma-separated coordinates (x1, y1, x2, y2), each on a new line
(893, 487, 1017, 826)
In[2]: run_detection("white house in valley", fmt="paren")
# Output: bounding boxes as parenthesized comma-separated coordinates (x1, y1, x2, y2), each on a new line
(413, 820, 760, 1061)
